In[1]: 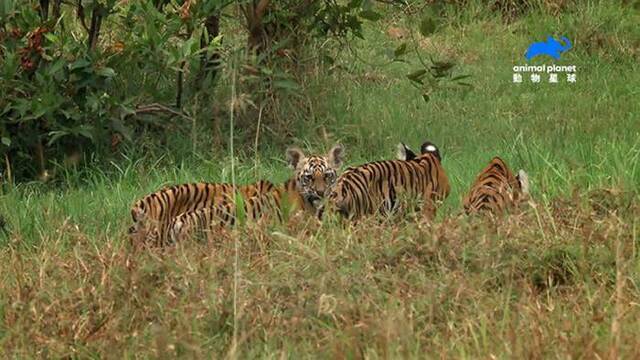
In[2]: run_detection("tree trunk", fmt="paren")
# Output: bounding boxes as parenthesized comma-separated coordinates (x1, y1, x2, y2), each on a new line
(176, 60, 186, 108)
(39, 0, 50, 21)
(200, 13, 221, 81)
(244, 0, 271, 54)
(52, 0, 62, 20)
(88, 5, 103, 50)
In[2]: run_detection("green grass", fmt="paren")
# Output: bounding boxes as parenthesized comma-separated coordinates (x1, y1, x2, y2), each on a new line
(1, 1, 640, 357)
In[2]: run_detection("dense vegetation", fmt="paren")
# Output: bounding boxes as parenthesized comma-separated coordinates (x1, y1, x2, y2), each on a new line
(1, 0, 416, 181)
(1, 0, 639, 357)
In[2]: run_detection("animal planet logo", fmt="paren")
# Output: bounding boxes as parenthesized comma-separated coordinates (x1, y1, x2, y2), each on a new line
(512, 35, 577, 84)
(525, 36, 572, 61)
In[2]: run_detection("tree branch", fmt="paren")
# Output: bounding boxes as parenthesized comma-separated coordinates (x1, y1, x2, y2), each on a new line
(87, 4, 103, 50)
(39, 0, 50, 21)
(53, 0, 62, 20)
(254, 0, 270, 25)
(76, 0, 89, 33)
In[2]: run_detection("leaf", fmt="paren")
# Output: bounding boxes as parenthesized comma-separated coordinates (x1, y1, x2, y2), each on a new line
(272, 79, 300, 91)
(76, 126, 95, 142)
(1, 137, 10, 147)
(44, 33, 59, 44)
(69, 58, 91, 71)
(118, 104, 136, 120)
(235, 192, 246, 226)
(407, 69, 427, 82)
(394, 43, 407, 58)
(432, 61, 455, 71)
(451, 74, 472, 81)
(359, 10, 382, 21)
(48, 59, 66, 76)
(182, 37, 199, 58)
(110, 118, 133, 141)
(348, 0, 364, 9)
(96, 67, 116, 78)
(47, 130, 69, 146)
(431, 61, 456, 78)
(60, 109, 81, 121)
(322, 54, 335, 65)
(422, 94, 430, 102)
(419, 16, 437, 37)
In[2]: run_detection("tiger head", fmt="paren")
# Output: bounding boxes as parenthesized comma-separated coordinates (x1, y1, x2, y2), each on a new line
(286, 143, 344, 208)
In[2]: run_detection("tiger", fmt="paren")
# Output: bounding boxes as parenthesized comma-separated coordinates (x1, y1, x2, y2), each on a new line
(128, 144, 344, 246)
(167, 189, 280, 243)
(166, 144, 345, 244)
(127, 181, 274, 246)
(324, 140, 450, 221)
(462, 157, 530, 216)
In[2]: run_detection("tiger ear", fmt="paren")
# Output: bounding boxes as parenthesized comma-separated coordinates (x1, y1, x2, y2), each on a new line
(396, 143, 416, 160)
(327, 144, 344, 168)
(420, 141, 441, 161)
(517, 169, 530, 194)
(286, 147, 306, 169)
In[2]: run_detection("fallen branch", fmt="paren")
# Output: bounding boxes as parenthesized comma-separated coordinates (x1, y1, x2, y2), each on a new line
(133, 103, 193, 121)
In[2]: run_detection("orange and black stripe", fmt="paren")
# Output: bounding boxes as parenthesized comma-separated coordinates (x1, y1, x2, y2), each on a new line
(128, 144, 345, 246)
(167, 190, 283, 243)
(128, 180, 278, 246)
(326, 141, 450, 221)
(462, 157, 529, 216)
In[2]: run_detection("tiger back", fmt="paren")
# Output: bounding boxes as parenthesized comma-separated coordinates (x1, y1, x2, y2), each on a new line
(462, 157, 529, 216)
(168, 190, 281, 243)
(327, 141, 450, 221)
(128, 180, 275, 246)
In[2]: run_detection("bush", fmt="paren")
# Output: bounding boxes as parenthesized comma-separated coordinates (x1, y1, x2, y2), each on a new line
(0, 0, 376, 181)
(0, 0, 222, 180)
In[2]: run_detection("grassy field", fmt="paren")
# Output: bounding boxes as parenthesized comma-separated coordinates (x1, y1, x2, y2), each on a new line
(1, 1, 639, 358)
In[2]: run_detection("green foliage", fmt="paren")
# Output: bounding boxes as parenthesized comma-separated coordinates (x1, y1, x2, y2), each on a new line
(1, 3, 118, 178)
(405, 59, 472, 102)
(0, 0, 393, 181)
(418, 14, 437, 37)
(235, 191, 247, 227)
(313, 0, 370, 38)
(0, 0, 227, 180)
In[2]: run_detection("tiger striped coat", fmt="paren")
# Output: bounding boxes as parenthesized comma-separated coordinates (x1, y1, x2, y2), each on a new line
(325, 141, 450, 221)
(128, 144, 344, 246)
(167, 185, 286, 243)
(128, 180, 275, 246)
(462, 157, 529, 216)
